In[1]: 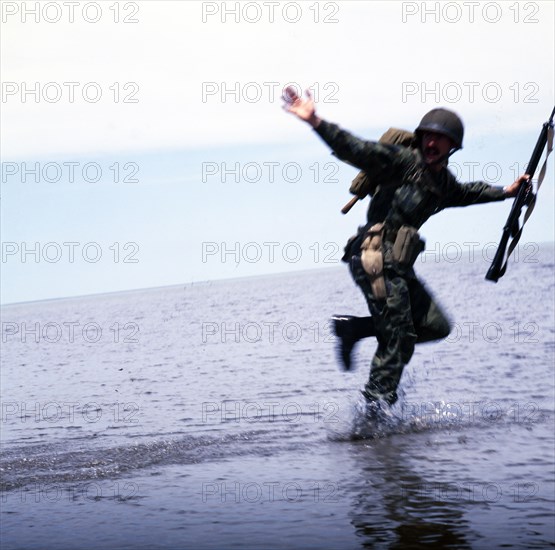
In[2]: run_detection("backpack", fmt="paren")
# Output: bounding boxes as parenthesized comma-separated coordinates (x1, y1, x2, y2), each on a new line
(349, 128, 415, 199)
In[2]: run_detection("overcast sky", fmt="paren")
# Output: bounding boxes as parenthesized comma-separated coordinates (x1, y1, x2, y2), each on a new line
(1, 0, 554, 304)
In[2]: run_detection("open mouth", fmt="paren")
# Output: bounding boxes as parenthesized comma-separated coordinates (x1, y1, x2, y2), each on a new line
(423, 146, 444, 164)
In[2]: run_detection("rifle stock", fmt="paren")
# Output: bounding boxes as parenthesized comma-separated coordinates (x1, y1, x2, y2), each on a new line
(485, 107, 555, 282)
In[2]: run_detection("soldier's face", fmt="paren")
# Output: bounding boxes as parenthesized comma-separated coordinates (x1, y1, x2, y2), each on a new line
(421, 132, 455, 166)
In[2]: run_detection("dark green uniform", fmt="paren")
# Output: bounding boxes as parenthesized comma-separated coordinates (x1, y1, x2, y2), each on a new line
(315, 121, 507, 405)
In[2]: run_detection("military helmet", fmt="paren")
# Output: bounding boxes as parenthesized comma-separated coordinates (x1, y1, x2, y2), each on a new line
(415, 108, 464, 149)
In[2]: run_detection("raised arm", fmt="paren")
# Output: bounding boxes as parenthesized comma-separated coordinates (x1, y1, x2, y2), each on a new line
(282, 86, 403, 179)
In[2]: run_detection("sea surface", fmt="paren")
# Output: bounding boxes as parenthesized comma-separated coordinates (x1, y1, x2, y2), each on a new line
(1, 244, 554, 549)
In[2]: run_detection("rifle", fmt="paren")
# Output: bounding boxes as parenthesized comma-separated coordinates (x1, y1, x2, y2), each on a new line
(485, 107, 555, 282)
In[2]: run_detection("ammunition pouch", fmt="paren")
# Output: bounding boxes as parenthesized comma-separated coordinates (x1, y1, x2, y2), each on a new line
(360, 223, 387, 300)
(391, 225, 425, 267)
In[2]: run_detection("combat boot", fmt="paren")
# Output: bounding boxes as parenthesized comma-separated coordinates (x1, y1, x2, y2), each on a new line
(331, 315, 376, 371)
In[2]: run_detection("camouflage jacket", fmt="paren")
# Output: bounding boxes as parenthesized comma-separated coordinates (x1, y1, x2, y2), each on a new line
(315, 120, 507, 246)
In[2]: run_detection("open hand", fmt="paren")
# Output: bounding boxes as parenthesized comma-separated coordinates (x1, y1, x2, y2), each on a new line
(282, 86, 321, 128)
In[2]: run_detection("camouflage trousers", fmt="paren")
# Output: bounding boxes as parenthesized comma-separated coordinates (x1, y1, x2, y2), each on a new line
(350, 255, 452, 405)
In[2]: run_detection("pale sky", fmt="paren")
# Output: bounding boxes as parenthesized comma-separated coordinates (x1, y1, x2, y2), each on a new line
(1, 0, 554, 303)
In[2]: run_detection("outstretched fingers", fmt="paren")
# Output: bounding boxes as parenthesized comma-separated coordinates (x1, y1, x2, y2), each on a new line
(282, 86, 317, 122)
(282, 87, 313, 107)
(282, 85, 299, 105)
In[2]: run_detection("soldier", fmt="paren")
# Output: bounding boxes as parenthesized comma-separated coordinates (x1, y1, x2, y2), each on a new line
(283, 88, 529, 412)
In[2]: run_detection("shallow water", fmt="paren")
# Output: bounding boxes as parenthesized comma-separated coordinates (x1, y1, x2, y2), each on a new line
(1, 244, 554, 549)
